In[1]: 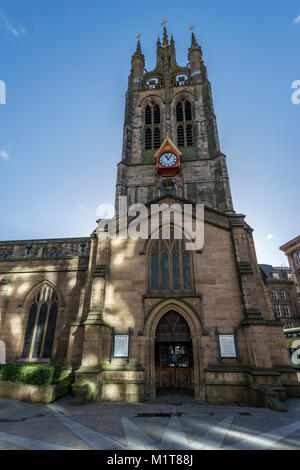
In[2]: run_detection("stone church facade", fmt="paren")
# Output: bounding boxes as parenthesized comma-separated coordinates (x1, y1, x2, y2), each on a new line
(0, 29, 299, 406)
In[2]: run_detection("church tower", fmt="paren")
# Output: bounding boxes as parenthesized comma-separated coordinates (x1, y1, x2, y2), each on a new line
(1, 27, 298, 408)
(116, 27, 233, 213)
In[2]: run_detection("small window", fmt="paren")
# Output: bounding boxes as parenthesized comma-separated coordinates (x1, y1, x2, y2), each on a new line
(283, 305, 291, 317)
(273, 304, 282, 317)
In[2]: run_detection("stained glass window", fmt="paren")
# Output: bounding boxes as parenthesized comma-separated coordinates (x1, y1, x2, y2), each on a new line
(150, 237, 192, 291)
(21, 284, 59, 360)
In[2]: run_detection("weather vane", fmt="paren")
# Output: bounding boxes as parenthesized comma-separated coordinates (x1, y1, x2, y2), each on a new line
(161, 19, 168, 26)
(136, 33, 142, 40)
(188, 25, 197, 31)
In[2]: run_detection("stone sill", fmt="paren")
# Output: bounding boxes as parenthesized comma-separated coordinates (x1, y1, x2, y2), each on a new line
(143, 290, 200, 299)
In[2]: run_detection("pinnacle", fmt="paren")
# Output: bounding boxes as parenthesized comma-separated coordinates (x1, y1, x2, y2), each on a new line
(136, 39, 142, 53)
(163, 25, 169, 46)
(191, 31, 199, 47)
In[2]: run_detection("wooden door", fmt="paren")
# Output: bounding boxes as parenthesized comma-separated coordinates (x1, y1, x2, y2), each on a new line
(155, 342, 193, 389)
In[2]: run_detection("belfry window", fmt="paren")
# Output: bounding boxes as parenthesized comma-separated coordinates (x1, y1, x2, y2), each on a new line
(176, 100, 194, 147)
(150, 239, 192, 290)
(144, 103, 161, 150)
(21, 284, 59, 360)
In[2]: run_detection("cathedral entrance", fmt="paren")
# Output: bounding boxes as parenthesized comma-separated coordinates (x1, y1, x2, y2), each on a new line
(155, 311, 193, 390)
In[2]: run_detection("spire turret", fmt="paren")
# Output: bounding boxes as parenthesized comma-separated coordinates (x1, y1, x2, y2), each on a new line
(130, 39, 145, 90)
(188, 31, 203, 83)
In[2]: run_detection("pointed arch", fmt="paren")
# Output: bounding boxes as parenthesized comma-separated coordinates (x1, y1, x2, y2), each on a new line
(141, 96, 163, 151)
(21, 281, 61, 360)
(144, 298, 203, 399)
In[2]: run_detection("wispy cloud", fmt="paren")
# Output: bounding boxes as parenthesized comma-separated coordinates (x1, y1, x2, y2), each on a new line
(266, 234, 274, 240)
(294, 15, 300, 24)
(0, 150, 10, 160)
(0, 8, 26, 37)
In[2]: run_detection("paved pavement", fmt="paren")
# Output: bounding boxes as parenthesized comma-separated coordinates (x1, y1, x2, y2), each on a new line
(0, 395, 300, 450)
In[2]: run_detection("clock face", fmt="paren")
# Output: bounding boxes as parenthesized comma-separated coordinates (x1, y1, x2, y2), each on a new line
(159, 152, 178, 167)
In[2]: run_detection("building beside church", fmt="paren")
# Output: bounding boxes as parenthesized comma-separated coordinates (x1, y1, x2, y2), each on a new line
(280, 236, 300, 312)
(0, 29, 299, 406)
(259, 264, 300, 329)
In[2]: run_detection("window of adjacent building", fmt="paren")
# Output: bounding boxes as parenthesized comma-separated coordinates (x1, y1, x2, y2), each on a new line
(287, 273, 292, 280)
(284, 322, 294, 329)
(280, 290, 287, 300)
(21, 285, 59, 360)
(176, 100, 194, 147)
(272, 272, 280, 279)
(144, 104, 161, 150)
(271, 291, 278, 299)
(273, 304, 282, 317)
(150, 239, 192, 291)
(283, 305, 291, 317)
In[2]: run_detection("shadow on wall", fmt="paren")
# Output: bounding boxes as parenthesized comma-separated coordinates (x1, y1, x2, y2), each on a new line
(0, 341, 5, 364)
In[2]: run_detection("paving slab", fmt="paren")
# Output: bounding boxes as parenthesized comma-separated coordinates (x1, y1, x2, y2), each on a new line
(0, 396, 300, 450)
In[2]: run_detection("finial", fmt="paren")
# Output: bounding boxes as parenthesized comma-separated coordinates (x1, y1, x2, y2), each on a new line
(135, 33, 142, 53)
(191, 32, 197, 46)
(188, 25, 199, 47)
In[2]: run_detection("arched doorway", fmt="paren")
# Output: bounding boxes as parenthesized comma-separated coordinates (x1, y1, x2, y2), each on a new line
(155, 311, 193, 390)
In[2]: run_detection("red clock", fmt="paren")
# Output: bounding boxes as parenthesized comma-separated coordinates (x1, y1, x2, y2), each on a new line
(155, 137, 182, 177)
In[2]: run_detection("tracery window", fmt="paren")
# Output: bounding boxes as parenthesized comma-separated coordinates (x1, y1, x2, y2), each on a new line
(150, 238, 192, 291)
(176, 100, 193, 147)
(144, 104, 161, 150)
(21, 284, 59, 360)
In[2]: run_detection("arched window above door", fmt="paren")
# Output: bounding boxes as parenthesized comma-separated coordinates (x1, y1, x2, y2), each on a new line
(150, 238, 192, 291)
(156, 311, 191, 342)
(21, 284, 59, 360)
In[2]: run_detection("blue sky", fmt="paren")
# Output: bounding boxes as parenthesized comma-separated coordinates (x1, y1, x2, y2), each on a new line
(0, 0, 299, 266)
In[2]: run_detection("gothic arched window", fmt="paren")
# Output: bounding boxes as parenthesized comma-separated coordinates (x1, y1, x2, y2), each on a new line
(144, 103, 161, 150)
(21, 284, 59, 360)
(150, 238, 192, 291)
(176, 100, 194, 147)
